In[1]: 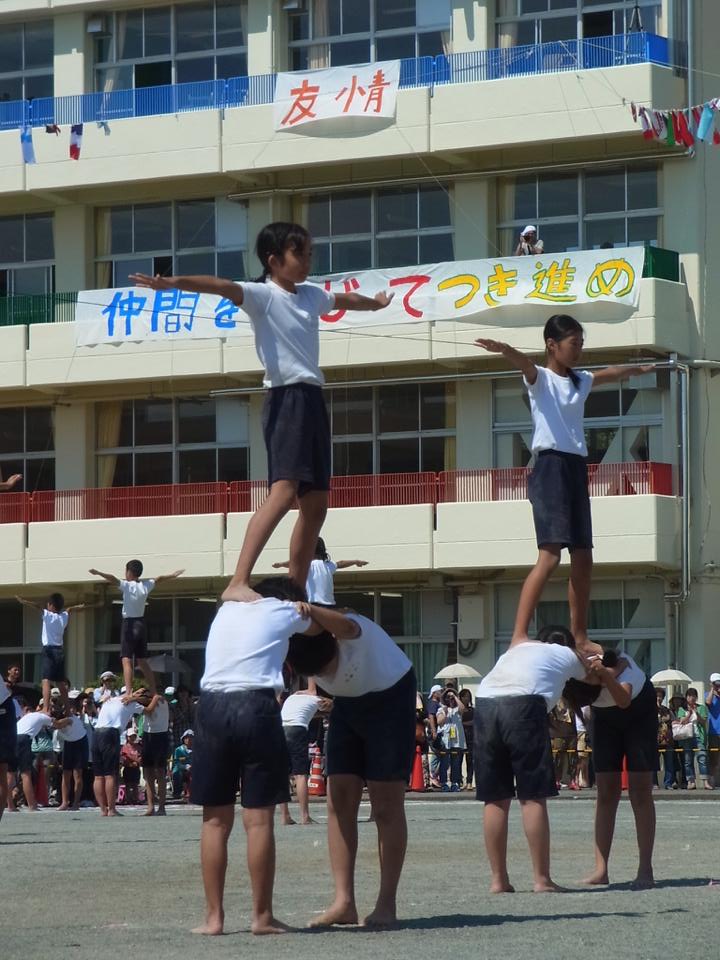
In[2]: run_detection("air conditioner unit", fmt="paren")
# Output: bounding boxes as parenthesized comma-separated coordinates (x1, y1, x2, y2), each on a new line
(87, 17, 108, 35)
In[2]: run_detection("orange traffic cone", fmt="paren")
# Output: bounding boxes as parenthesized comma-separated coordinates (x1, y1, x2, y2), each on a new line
(35, 762, 49, 807)
(308, 745, 326, 797)
(409, 745, 425, 792)
(621, 755, 629, 791)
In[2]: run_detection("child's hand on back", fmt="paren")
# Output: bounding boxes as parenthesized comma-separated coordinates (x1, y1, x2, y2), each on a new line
(295, 601, 313, 621)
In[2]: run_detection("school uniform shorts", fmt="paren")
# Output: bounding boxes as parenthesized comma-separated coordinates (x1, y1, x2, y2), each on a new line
(92, 728, 121, 777)
(262, 383, 331, 496)
(142, 731, 169, 768)
(474, 695, 557, 802)
(16, 734, 35, 775)
(326, 668, 417, 782)
(284, 725, 311, 776)
(591, 680, 658, 773)
(191, 689, 291, 808)
(62, 737, 89, 772)
(528, 450, 593, 550)
(0, 700, 17, 767)
(41, 646, 66, 682)
(120, 617, 148, 660)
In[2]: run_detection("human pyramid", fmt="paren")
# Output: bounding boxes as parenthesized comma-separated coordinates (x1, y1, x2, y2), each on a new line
(0, 221, 661, 936)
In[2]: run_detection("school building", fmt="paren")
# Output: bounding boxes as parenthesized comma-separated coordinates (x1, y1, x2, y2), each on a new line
(0, 0, 718, 692)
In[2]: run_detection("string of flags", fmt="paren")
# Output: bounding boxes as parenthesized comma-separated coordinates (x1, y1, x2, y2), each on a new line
(630, 98, 720, 147)
(19, 120, 111, 165)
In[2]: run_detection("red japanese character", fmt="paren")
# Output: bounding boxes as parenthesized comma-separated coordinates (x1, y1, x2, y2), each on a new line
(364, 70, 391, 114)
(335, 75, 366, 114)
(388, 275, 431, 319)
(320, 278, 361, 323)
(282, 79, 321, 127)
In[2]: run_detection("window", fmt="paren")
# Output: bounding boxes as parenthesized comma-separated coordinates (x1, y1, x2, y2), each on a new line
(496, 1, 662, 47)
(308, 184, 454, 275)
(288, 0, 451, 70)
(0, 19, 53, 102)
(95, 397, 249, 487)
(497, 165, 661, 255)
(492, 372, 666, 468)
(494, 579, 665, 675)
(95, 2, 248, 91)
(0, 214, 54, 297)
(330, 382, 456, 475)
(0, 406, 55, 492)
(95, 198, 247, 288)
(335, 588, 454, 690)
(95, 596, 217, 692)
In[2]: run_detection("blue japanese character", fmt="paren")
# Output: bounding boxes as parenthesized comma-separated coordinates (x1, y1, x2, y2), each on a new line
(214, 297, 240, 330)
(101, 291, 147, 338)
(150, 289, 200, 334)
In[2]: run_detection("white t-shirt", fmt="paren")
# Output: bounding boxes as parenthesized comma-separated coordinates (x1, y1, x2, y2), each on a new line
(144, 698, 170, 733)
(95, 698, 144, 731)
(58, 715, 87, 743)
(593, 654, 647, 708)
(524, 365, 594, 456)
(93, 685, 119, 704)
(239, 280, 335, 388)
(201, 598, 310, 695)
(316, 614, 412, 697)
(306, 559, 337, 605)
(42, 609, 69, 648)
(478, 642, 587, 711)
(281, 692, 322, 728)
(16, 712, 53, 738)
(120, 579, 155, 618)
(440, 706, 466, 751)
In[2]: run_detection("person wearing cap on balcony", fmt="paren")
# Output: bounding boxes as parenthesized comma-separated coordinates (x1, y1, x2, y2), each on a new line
(515, 225, 544, 257)
(705, 673, 720, 788)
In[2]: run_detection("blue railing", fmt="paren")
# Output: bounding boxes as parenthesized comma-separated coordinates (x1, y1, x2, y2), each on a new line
(0, 33, 669, 133)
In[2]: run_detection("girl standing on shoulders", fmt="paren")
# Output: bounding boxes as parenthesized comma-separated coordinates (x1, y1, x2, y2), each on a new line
(475, 316, 652, 656)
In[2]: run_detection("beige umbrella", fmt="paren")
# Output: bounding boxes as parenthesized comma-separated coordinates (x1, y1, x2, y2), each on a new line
(650, 669, 693, 685)
(435, 662, 483, 681)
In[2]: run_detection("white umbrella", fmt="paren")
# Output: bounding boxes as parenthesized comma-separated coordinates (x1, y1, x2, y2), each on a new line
(434, 662, 483, 681)
(650, 669, 693, 685)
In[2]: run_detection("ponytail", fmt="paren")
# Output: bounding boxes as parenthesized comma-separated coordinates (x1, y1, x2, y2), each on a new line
(253, 221, 311, 284)
(542, 314, 584, 389)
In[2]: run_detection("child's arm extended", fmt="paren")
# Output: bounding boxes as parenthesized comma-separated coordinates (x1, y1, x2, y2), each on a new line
(154, 569, 185, 584)
(334, 559, 368, 569)
(473, 339, 539, 384)
(15, 595, 43, 610)
(129, 272, 244, 306)
(295, 603, 361, 640)
(88, 568, 121, 586)
(335, 291, 394, 312)
(65, 601, 103, 614)
(591, 363, 654, 386)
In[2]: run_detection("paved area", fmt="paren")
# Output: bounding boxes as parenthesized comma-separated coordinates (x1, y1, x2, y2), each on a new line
(2, 795, 718, 960)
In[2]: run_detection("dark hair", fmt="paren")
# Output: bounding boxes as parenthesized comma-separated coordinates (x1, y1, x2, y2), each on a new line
(315, 537, 329, 561)
(48, 592, 64, 611)
(654, 687, 666, 698)
(562, 647, 619, 717)
(535, 624, 576, 649)
(252, 576, 307, 603)
(286, 630, 337, 676)
(254, 222, 311, 282)
(458, 688, 473, 706)
(543, 314, 584, 389)
(15, 696, 28, 710)
(686, 687, 698, 698)
(126, 559, 143, 578)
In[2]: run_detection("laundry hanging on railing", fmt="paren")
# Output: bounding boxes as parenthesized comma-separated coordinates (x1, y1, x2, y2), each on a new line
(20, 125, 36, 164)
(630, 98, 720, 146)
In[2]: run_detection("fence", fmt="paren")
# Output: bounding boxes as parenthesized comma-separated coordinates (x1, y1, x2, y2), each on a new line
(0, 33, 669, 132)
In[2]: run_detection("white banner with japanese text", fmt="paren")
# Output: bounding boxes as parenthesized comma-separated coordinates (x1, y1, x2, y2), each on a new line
(74, 248, 645, 347)
(273, 60, 401, 130)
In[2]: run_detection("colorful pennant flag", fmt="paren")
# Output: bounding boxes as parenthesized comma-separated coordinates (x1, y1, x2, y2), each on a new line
(20, 125, 36, 164)
(70, 124, 84, 160)
(630, 98, 720, 147)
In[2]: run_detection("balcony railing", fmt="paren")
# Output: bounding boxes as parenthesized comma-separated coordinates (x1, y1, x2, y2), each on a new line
(0, 462, 673, 526)
(0, 33, 668, 132)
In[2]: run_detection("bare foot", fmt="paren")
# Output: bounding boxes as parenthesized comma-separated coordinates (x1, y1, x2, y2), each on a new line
(252, 915, 292, 935)
(300, 817, 317, 825)
(70, 804, 80, 811)
(581, 871, 609, 886)
(534, 880, 567, 893)
(144, 809, 155, 817)
(363, 908, 398, 929)
(281, 817, 296, 826)
(221, 583, 261, 603)
(630, 874, 655, 890)
(489, 881, 515, 893)
(57, 803, 70, 811)
(107, 809, 123, 817)
(309, 903, 359, 928)
(100, 809, 109, 817)
(192, 913, 224, 936)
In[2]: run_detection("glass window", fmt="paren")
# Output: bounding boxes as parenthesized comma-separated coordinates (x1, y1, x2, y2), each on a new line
(377, 188, 417, 232)
(177, 201, 215, 249)
(332, 387, 373, 435)
(0, 407, 55, 493)
(0, 214, 54, 297)
(135, 400, 173, 446)
(134, 204, 172, 252)
(0, 19, 53, 101)
(379, 384, 419, 433)
(333, 440, 374, 476)
(178, 399, 216, 444)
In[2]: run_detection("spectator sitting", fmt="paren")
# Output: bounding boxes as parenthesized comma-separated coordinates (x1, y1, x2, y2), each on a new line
(675, 687, 710, 790)
(705, 673, 720, 789)
(656, 688, 677, 789)
(172, 729, 193, 801)
(515, 224, 544, 257)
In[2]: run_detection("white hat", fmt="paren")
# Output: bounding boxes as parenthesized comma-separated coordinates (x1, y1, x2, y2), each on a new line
(120, 685, 127, 694)
(521, 224, 537, 236)
(710, 673, 720, 683)
(127, 728, 138, 737)
(164, 686, 176, 697)
(50, 687, 61, 698)
(430, 685, 443, 695)
(68, 688, 82, 699)
(100, 671, 115, 680)
(181, 729, 194, 740)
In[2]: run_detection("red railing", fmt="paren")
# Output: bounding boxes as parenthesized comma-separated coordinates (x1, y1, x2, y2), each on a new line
(0, 463, 674, 526)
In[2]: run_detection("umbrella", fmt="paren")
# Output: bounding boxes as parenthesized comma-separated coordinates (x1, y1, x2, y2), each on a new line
(147, 654, 192, 675)
(650, 669, 693, 685)
(434, 662, 483, 680)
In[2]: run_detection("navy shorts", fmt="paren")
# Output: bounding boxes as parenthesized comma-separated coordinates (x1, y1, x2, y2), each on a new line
(0, 699, 17, 767)
(120, 617, 147, 660)
(528, 450, 593, 550)
(262, 383, 330, 496)
(41, 646, 66, 682)
(92, 728, 121, 777)
(142, 731, 169, 768)
(474, 695, 557, 802)
(591, 680, 658, 773)
(284, 725, 311, 776)
(326, 668, 416, 782)
(191, 689, 291, 808)
(16, 734, 35, 774)
(62, 737, 89, 771)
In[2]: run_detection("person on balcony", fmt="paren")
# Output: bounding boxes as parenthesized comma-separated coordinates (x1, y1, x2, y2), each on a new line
(273, 537, 368, 605)
(515, 225, 544, 256)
